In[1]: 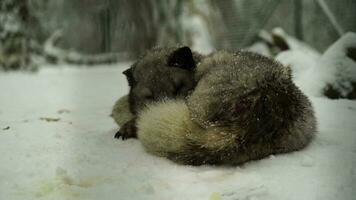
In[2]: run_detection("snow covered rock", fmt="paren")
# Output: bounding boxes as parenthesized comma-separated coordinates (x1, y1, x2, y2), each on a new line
(250, 28, 321, 58)
(276, 32, 356, 100)
(320, 32, 356, 99)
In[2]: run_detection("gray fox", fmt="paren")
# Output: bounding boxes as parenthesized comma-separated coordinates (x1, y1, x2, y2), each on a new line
(113, 48, 317, 165)
(113, 46, 203, 139)
(112, 47, 317, 165)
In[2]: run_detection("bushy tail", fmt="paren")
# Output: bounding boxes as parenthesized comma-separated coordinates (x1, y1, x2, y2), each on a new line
(137, 99, 238, 165)
(111, 95, 134, 127)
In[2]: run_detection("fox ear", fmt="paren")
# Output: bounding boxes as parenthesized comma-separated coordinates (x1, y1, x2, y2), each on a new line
(167, 46, 196, 70)
(123, 68, 135, 87)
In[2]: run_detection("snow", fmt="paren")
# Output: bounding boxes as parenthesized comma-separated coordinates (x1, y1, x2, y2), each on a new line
(276, 32, 356, 98)
(272, 28, 321, 57)
(1, 62, 356, 200)
(181, 15, 214, 54)
(318, 32, 356, 97)
(276, 49, 323, 96)
(247, 42, 272, 57)
(180, 0, 215, 54)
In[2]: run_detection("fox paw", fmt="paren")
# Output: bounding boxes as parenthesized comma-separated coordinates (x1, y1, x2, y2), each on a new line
(114, 120, 137, 140)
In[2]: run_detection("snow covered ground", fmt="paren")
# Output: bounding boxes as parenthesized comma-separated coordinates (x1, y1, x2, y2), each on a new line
(1, 63, 356, 200)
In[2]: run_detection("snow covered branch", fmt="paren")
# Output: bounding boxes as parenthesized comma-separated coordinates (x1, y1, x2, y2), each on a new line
(43, 30, 129, 65)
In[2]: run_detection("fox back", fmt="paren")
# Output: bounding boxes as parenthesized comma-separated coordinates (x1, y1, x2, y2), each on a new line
(137, 50, 317, 165)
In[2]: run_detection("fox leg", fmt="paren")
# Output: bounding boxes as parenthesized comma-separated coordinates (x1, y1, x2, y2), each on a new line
(114, 118, 137, 140)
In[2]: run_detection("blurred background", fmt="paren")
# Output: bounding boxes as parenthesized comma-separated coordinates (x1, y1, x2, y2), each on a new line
(2, 2, 356, 199)
(0, 0, 355, 71)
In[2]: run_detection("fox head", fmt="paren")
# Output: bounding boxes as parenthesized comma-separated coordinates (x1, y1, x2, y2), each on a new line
(123, 46, 200, 114)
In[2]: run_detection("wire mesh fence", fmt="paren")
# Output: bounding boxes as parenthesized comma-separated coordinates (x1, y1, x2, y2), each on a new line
(1, 0, 356, 70)
(216, 0, 356, 51)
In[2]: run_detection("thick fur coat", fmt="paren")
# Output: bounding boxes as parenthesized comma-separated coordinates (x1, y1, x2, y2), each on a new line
(113, 46, 202, 139)
(113, 48, 317, 166)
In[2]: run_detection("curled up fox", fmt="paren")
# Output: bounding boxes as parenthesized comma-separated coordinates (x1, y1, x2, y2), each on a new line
(112, 46, 317, 166)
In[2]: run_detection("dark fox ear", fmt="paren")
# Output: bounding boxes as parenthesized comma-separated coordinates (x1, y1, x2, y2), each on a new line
(123, 68, 135, 87)
(167, 46, 196, 70)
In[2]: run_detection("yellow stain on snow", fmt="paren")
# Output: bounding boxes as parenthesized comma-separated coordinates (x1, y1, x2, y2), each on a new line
(35, 179, 80, 198)
(34, 167, 96, 199)
(209, 192, 222, 200)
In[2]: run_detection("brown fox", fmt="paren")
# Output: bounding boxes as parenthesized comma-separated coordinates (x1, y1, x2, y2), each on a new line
(120, 49, 317, 165)
(113, 46, 203, 139)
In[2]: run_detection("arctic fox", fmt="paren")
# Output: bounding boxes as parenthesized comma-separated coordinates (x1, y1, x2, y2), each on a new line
(133, 50, 317, 165)
(113, 46, 202, 139)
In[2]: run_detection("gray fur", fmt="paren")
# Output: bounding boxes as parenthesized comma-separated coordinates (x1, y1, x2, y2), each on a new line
(138, 50, 317, 165)
(127, 46, 202, 114)
(113, 46, 203, 139)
